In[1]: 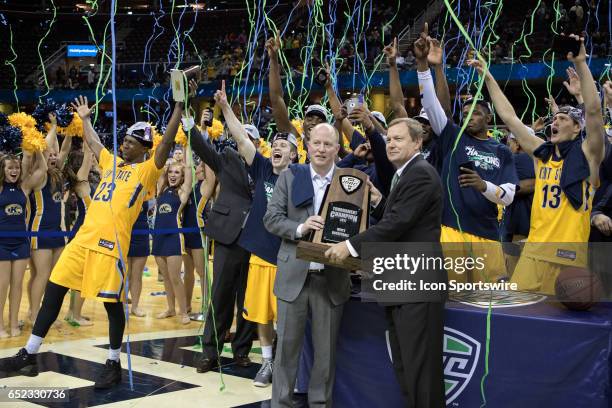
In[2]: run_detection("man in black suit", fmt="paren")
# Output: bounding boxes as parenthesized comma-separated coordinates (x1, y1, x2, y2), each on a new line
(326, 117, 447, 408)
(189, 112, 256, 372)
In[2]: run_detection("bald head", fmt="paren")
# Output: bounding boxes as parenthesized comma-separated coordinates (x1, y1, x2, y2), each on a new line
(308, 123, 340, 175)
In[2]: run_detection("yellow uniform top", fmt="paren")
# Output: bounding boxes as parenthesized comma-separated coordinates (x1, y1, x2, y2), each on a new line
(72, 149, 162, 258)
(522, 156, 594, 265)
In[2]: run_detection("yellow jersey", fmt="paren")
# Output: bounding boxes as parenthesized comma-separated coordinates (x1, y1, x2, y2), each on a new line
(522, 156, 594, 265)
(72, 149, 162, 258)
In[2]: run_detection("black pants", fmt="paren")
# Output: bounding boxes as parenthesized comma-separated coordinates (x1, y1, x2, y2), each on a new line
(385, 302, 446, 408)
(202, 241, 255, 358)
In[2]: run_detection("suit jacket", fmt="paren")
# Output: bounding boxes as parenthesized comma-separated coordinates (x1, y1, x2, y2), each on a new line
(263, 164, 351, 305)
(349, 154, 447, 303)
(190, 129, 252, 245)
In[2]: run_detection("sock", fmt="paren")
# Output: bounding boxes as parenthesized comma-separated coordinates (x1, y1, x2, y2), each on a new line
(261, 345, 273, 360)
(108, 347, 121, 362)
(25, 334, 43, 355)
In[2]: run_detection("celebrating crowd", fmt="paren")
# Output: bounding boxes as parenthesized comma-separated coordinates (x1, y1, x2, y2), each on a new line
(1, 22, 611, 408)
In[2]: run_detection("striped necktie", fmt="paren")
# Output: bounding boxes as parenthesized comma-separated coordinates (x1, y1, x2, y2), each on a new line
(390, 172, 400, 191)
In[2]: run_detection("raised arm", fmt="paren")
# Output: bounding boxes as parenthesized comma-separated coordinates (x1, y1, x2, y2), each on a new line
(200, 163, 217, 202)
(414, 24, 448, 135)
(71, 96, 104, 161)
(428, 38, 452, 118)
(384, 37, 408, 119)
(57, 134, 73, 171)
(76, 142, 93, 181)
(324, 62, 355, 138)
(21, 150, 48, 195)
(266, 32, 299, 136)
(155, 80, 194, 169)
(467, 59, 543, 156)
(563, 66, 584, 106)
(44, 113, 59, 159)
(215, 80, 256, 165)
(178, 145, 194, 204)
(570, 36, 605, 168)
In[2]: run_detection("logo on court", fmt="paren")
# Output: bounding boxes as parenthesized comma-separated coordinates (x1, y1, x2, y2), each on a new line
(340, 176, 361, 194)
(443, 327, 480, 404)
(5, 204, 23, 216)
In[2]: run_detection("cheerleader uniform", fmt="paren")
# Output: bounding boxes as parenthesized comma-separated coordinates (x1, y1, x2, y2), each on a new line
(182, 181, 206, 249)
(128, 201, 151, 258)
(29, 183, 65, 249)
(152, 188, 184, 257)
(69, 194, 91, 241)
(0, 183, 30, 260)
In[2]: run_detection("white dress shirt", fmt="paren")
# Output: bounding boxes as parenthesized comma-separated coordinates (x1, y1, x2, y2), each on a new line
(296, 164, 335, 270)
(346, 153, 419, 257)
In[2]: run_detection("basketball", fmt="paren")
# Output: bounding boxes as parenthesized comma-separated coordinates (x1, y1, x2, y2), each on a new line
(555, 267, 604, 311)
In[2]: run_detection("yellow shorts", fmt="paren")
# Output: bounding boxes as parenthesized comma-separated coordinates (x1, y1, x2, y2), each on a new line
(441, 226, 507, 283)
(50, 241, 125, 302)
(510, 255, 562, 295)
(243, 254, 277, 324)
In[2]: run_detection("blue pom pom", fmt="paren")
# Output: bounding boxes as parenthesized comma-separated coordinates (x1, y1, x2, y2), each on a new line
(0, 125, 23, 154)
(55, 104, 73, 128)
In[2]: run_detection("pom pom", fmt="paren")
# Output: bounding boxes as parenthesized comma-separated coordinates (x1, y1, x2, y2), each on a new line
(0, 112, 8, 127)
(297, 136, 307, 164)
(21, 126, 47, 152)
(175, 125, 188, 146)
(32, 99, 59, 131)
(206, 119, 224, 140)
(8, 112, 37, 130)
(0, 125, 23, 154)
(291, 118, 303, 136)
(258, 140, 271, 158)
(57, 113, 83, 137)
(55, 105, 74, 128)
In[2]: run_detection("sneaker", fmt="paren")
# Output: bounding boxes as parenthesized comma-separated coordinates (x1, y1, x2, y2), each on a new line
(0, 348, 38, 377)
(94, 359, 122, 389)
(253, 358, 273, 387)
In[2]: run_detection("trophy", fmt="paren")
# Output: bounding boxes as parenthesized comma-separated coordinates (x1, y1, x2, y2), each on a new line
(296, 168, 370, 270)
(170, 65, 201, 102)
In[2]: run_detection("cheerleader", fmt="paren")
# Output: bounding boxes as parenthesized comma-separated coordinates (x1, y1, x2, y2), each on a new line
(0, 151, 47, 337)
(63, 142, 94, 326)
(27, 116, 71, 323)
(153, 147, 193, 324)
(182, 160, 216, 313)
(127, 195, 152, 317)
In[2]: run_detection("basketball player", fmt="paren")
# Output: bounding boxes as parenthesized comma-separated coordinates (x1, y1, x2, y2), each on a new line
(0, 80, 191, 387)
(468, 35, 605, 294)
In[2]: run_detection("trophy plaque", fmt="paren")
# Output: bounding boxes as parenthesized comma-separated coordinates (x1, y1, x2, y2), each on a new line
(296, 168, 370, 270)
(171, 65, 201, 102)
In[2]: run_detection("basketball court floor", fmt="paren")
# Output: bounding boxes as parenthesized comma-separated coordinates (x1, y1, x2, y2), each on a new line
(0, 259, 272, 407)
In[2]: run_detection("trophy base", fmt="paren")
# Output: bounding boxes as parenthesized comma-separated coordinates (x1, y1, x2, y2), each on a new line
(296, 241, 362, 271)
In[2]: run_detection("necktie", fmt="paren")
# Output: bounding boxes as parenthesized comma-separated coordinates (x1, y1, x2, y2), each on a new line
(390, 172, 400, 191)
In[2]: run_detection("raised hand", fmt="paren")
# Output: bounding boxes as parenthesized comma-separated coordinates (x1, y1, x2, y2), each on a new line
(567, 34, 586, 63)
(603, 81, 612, 107)
(188, 78, 198, 99)
(466, 59, 486, 76)
(545, 95, 559, 114)
(265, 31, 282, 57)
(214, 80, 229, 107)
(48, 113, 57, 126)
(413, 23, 430, 61)
(563, 67, 582, 97)
(200, 108, 213, 129)
(383, 37, 398, 65)
(353, 142, 370, 159)
(427, 38, 444, 66)
(348, 106, 374, 131)
(70, 95, 92, 120)
(324, 62, 333, 89)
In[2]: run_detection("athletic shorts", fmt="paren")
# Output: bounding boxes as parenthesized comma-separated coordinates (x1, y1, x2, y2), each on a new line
(510, 255, 562, 295)
(441, 226, 507, 283)
(50, 241, 125, 302)
(242, 254, 277, 324)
